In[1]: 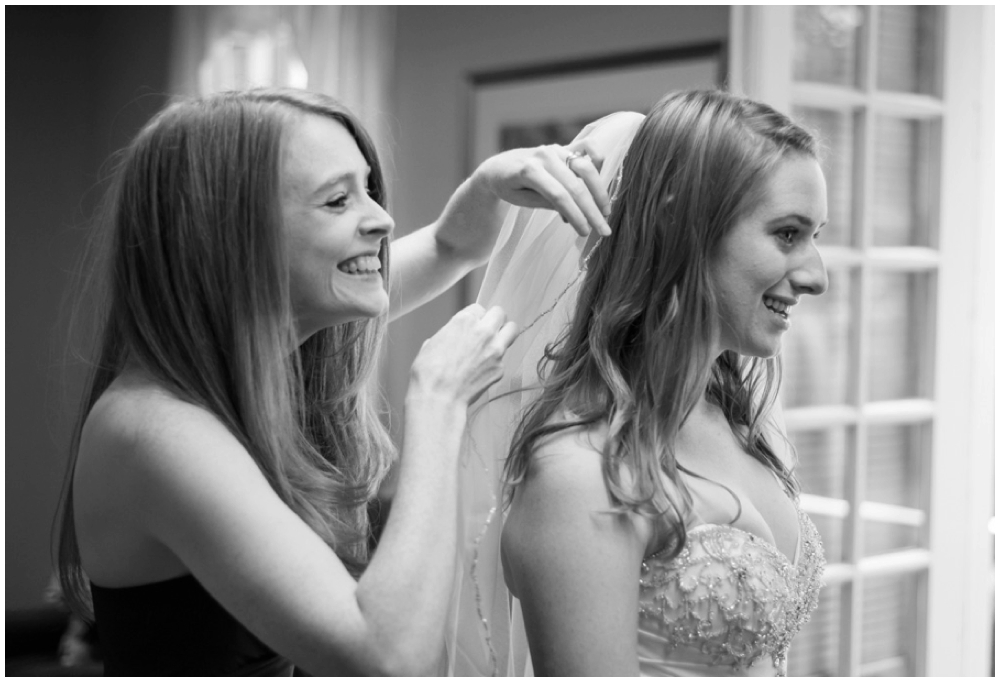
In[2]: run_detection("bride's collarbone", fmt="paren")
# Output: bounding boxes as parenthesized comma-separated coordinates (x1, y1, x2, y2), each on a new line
(673, 437, 799, 562)
(683, 476, 800, 563)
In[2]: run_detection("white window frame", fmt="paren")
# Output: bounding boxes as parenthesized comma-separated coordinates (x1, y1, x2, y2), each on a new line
(730, 5, 994, 677)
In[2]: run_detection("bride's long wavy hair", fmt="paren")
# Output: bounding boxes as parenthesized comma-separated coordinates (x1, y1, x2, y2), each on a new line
(505, 90, 817, 560)
(56, 88, 396, 617)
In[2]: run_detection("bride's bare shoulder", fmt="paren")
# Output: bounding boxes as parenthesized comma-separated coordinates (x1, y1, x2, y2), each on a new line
(501, 408, 653, 604)
(527, 411, 607, 472)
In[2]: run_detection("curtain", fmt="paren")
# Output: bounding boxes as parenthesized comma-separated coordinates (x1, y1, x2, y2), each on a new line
(168, 5, 396, 157)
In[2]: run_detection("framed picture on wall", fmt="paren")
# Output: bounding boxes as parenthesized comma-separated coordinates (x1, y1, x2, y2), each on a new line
(464, 43, 726, 302)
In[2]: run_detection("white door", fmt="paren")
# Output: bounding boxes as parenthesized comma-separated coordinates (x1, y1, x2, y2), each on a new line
(730, 5, 994, 676)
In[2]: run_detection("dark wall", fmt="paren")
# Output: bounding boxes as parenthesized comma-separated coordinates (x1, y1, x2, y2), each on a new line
(6, 6, 174, 611)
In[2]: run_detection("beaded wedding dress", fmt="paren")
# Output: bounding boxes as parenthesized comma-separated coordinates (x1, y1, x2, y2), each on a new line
(445, 110, 825, 677)
(637, 502, 824, 676)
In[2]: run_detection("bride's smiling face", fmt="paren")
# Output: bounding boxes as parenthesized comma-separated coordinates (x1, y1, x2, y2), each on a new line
(709, 153, 829, 358)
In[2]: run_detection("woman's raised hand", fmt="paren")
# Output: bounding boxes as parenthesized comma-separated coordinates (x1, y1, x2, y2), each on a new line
(472, 141, 612, 238)
(408, 304, 519, 407)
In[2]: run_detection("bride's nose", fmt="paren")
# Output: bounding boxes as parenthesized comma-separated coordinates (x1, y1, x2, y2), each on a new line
(789, 243, 828, 296)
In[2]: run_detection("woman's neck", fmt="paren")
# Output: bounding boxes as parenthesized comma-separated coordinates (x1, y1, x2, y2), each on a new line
(690, 391, 719, 422)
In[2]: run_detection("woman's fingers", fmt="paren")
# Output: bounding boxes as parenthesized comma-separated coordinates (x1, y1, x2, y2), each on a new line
(479, 306, 518, 354)
(478, 304, 507, 331)
(538, 145, 610, 237)
(559, 148, 611, 231)
(518, 164, 595, 238)
(566, 135, 606, 172)
(411, 305, 519, 406)
(516, 147, 610, 237)
(479, 145, 612, 238)
(566, 139, 610, 217)
(456, 302, 486, 321)
(495, 319, 520, 351)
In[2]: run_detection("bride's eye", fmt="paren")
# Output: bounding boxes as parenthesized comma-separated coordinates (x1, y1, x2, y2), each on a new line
(776, 228, 797, 246)
(324, 195, 348, 209)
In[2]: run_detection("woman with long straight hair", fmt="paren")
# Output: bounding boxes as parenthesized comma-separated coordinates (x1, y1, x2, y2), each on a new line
(454, 90, 829, 676)
(56, 87, 611, 675)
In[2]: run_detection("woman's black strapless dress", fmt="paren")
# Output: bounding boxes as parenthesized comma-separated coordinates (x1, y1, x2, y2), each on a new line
(91, 574, 293, 676)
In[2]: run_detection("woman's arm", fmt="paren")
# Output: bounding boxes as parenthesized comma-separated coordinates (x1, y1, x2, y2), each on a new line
(388, 143, 611, 321)
(121, 405, 462, 675)
(501, 427, 652, 676)
(77, 306, 516, 676)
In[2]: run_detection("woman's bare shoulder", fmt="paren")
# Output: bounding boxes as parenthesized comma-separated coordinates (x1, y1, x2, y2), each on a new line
(82, 369, 235, 462)
(76, 367, 253, 514)
(74, 368, 251, 583)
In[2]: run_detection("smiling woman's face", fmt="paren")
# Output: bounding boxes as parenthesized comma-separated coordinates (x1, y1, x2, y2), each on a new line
(709, 153, 830, 359)
(281, 114, 394, 340)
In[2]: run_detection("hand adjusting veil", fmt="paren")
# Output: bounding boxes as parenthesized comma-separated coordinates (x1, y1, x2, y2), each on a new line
(445, 112, 645, 676)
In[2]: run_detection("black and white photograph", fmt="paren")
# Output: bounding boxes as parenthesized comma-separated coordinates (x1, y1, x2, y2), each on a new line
(6, 5, 994, 677)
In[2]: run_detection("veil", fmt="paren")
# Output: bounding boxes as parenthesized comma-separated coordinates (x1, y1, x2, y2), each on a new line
(444, 111, 645, 676)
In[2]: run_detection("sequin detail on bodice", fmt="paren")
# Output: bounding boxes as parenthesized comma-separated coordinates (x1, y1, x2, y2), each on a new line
(638, 506, 825, 675)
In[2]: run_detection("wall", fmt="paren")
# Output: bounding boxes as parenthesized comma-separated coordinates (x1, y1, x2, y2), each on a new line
(6, 7, 173, 611)
(384, 6, 730, 440)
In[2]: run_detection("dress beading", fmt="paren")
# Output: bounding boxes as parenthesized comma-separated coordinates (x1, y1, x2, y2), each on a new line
(638, 506, 825, 676)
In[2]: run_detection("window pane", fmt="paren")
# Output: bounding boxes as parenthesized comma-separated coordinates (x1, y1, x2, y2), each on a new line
(787, 583, 843, 676)
(866, 271, 933, 401)
(860, 572, 925, 675)
(793, 106, 854, 246)
(864, 517, 921, 558)
(792, 428, 849, 563)
(865, 424, 927, 509)
(794, 6, 864, 88)
(795, 429, 849, 499)
(781, 269, 853, 407)
(876, 6, 942, 95)
(864, 423, 929, 556)
(873, 116, 937, 247)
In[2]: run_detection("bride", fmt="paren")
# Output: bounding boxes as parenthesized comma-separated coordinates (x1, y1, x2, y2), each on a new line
(448, 90, 827, 676)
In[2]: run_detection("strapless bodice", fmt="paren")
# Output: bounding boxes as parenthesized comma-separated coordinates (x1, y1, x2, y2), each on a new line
(637, 506, 824, 676)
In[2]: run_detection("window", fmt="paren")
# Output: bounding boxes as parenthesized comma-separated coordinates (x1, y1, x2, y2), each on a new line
(192, 8, 308, 95)
(731, 5, 993, 676)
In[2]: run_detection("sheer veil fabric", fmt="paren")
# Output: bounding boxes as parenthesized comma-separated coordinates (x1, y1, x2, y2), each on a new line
(445, 112, 645, 676)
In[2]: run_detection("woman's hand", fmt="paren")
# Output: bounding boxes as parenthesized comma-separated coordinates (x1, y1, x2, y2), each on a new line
(408, 304, 518, 407)
(472, 141, 612, 238)
(387, 119, 631, 320)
